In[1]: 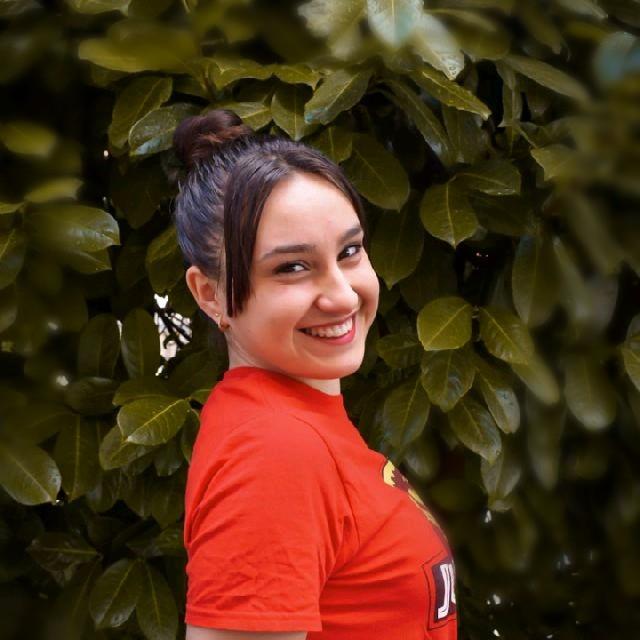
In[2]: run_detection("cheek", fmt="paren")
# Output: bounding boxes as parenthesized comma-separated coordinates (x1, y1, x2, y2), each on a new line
(357, 260, 380, 305)
(254, 288, 309, 322)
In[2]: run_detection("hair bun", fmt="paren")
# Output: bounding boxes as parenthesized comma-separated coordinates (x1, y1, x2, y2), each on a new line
(173, 109, 254, 172)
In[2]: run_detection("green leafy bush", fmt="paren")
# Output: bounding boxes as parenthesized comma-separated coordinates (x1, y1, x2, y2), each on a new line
(1, 0, 639, 638)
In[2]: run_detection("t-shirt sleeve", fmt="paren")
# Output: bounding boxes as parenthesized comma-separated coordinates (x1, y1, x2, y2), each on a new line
(183, 412, 350, 632)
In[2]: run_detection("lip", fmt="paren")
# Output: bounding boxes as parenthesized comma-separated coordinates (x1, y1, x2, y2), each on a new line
(299, 312, 357, 331)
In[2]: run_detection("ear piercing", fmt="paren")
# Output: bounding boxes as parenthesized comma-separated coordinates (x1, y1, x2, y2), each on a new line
(214, 313, 229, 331)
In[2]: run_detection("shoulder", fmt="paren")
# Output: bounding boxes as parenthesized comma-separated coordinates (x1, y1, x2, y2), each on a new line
(223, 410, 336, 471)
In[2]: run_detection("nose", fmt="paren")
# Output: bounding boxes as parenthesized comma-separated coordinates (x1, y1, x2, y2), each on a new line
(316, 263, 359, 312)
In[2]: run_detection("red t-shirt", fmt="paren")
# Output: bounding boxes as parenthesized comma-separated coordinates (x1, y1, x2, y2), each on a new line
(184, 366, 458, 639)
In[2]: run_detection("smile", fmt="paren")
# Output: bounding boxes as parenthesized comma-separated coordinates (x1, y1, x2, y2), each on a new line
(297, 313, 357, 344)
(301, 315, 353, 337)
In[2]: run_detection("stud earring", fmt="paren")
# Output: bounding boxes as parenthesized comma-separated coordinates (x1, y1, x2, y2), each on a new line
(214, 313, 229, 331)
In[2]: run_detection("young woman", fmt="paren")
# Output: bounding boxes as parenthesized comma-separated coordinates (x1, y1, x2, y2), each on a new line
(173, 110, 457, 640)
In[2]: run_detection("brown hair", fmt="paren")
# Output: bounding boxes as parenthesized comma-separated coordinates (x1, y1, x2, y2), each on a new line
(171, 109, 370, 326)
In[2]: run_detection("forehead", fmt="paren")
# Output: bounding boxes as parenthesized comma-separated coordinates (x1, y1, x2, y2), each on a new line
(255, 173, 359, 246)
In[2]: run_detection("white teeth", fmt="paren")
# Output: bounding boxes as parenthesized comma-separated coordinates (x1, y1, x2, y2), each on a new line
(302, 316, 353, 338)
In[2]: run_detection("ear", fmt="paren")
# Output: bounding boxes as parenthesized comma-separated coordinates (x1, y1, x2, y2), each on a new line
(185, 265, 225, 322)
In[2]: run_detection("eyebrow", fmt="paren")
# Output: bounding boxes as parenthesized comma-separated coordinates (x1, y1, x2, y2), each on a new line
(259, 224, 364, 263)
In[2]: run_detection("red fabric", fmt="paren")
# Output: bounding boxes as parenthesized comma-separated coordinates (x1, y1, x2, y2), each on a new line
(184, 366, 458, 639)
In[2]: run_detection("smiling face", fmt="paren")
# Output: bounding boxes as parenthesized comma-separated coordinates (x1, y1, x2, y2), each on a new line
(220, 171, 379, 393)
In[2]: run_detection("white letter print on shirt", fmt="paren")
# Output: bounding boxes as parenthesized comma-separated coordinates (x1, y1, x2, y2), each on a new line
(434, 560, 456, 621)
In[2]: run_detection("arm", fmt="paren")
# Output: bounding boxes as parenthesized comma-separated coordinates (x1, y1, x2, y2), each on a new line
(186, 626, 306, 640)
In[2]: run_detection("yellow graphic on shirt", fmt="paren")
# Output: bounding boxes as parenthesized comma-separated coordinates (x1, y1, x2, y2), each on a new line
(381, 459, 442, 532)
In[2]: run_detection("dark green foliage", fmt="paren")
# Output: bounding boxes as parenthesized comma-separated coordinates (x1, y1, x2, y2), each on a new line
(1, 0, 639, 638)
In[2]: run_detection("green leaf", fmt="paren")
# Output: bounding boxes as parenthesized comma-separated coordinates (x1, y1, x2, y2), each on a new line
(409, 64, 491, 119)
(110, 159, 171, 229)
(119, 397, 190, 446)
(271, 84, 319, 141)
(526, 392, 565, 490)
(531, 144, 581, 182)
(0, 120, 57, 156)
(517, 1, 565, 54)
(297, 0, 366, 60)
(308, 125, 353, 163)
(562, 191, 624, 276)
(478, 306, 535, 364)
(153, 522, 185, 556)
(273, 63, 322, 88)
(480, 440, 522, 510)
(304, 67, 373, 125)
(442, 104, 489, 165)
(129, 103, 199, 158)
(145, 225, 183, 294)
(169, 350, 222, 397)
(342, 133, 410, 210)
(382, 374, 431, 450)
(564, 353, 617, 431)
(54, 417, 101, 501)
(403, 435, 440, 482)
(122, 471, 154, 517)
(408, 12, 465, 80)
(473, 355, 520, 434)
(89, 558, 143, 630)
(62, 248, 113, 274)
(426, 8, 501, 33)
(593, 31, 636, 89)
(25, 177, 83, 203)
(511, 353, 560, 405)
(417, 296, 473, 351)
(0, 228, 26, 289)
(496, 61, 523, 129)
(52, 560, 102, 638)
(121, 308, 161, 379)
(3, 402, 75, 444)
(113, 377, 173, 406)
(503, 53, 589, 102)
(208, 53, 274, 88)
(370, 204, 424, 288)
(551, 235, 592, 327)
(0, 201, 23, 215)
(622, 334, 640, 392)
(0, 441, 61, 505)
(151, 471, 184, 526)
(213, 101, 273, 131)
(420, 180, 478, 247)
(376, 333, 423, 368)
(28, 204, 120, 252)
(154, 437, 183, 477)
(455, 159, 521, 195)
(64, 377, 119, 416)
(99, 423, 153, 470)
(0, 284, 17, 333)
(512, 234, 557, 327)
(28, 532, 99, 573)
(455, 20, 511, 62)
(447, 396, 502, 463)
(109, 76, 173, 149)
(420, 345, 475, 411)
(77, 314, 121, 378)
(367, 0, 422, 48)
(383, 77, 453, 166)
(66, 0, 130, 15)
(559, 0, 607, 20)
(135, 563, 178, 640)
(78, 26, 197, 73)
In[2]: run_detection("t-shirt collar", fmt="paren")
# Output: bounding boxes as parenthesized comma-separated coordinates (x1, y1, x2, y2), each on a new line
(222, 365, 347, 417)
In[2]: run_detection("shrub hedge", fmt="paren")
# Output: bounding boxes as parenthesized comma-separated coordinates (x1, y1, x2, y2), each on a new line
(0, 0, 639, 638)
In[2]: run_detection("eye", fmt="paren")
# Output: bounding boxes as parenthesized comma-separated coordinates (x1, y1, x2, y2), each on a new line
(274, 243, 363, 275)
